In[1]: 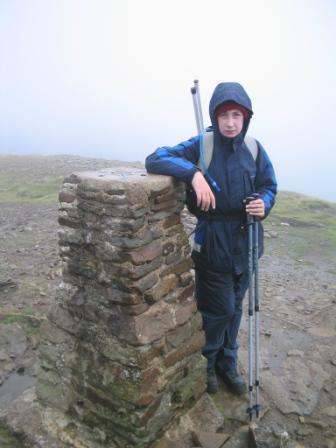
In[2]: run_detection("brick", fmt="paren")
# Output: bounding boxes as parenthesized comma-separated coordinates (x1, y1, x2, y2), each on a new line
(59, 191, 76, 203)
(58, 216, 82, 229)
(119, 271, 159, 294)
(154, 191, 176, 204)
(101, 287, 142, 305)
(144, 274, 178, 303)
(99, 192, 127, 205)
(165, 222, 185, 237)
(179, 271, 193, 287)
(130, 241, 162, 265)
(165, 251, 181, 265)
(164, 332, 204, 367)
(162, 258, 193, 276)
(137, 395, 163, 425)
(149, 185, 172, 199)
(176, 284, 194, 303)
(162, 213, 180, 229)
(122, 303, 149, 316)
(119, 258, 162, 280)
(133, 301, 176, 344)
(151, 199, 178, 212)
(136, 367, 161, 406)
(175, 300, 197, 326)
(166, 321, 192, 350)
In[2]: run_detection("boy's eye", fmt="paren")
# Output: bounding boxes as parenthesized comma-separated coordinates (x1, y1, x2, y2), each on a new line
(218, 111, 243, 118)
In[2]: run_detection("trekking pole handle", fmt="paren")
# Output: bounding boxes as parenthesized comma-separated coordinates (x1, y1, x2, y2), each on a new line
(244, 193, 260, 224)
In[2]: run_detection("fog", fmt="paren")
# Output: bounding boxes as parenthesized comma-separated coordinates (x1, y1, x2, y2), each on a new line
(0, 0, 335, 201)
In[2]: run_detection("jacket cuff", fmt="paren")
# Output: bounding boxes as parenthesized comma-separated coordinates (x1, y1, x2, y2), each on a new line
(184, 167, 200, 184)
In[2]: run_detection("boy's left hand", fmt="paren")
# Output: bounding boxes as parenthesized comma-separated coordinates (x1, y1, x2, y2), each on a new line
(245, 198, 265, 218)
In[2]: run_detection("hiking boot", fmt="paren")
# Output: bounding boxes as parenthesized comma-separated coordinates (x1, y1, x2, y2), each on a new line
(206, 370, 218, 394)
(219, 369, 246, 396)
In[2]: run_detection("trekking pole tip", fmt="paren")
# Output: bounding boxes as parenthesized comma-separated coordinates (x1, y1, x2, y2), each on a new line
(247, 424, 258, 448)
(194, 79, 199, 84)
(254, 404, 261, 419)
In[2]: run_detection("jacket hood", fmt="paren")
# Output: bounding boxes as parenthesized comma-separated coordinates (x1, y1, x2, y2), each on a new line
(209, 82, 253, 140)
(209, 82, 253, 119)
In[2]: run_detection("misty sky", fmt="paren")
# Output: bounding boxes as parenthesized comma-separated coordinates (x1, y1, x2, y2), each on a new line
(0, 0, 335, 201)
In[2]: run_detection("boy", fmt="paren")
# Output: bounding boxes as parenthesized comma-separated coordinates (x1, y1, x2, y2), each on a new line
(145, 82, 277, 394)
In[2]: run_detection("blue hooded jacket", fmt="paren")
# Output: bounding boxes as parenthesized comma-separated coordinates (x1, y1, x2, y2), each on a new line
(146, 82, 277, 273)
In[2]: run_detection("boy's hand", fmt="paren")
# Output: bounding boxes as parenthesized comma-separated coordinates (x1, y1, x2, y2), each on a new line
(245, 198, 265, 218)
(191, 171, 216, 212)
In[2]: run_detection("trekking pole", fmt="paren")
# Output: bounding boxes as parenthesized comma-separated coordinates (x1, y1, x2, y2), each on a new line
(253, 211, 261, 419)
(191, 87, 202, 133)
(246, 198, 255, 422)
(191, 79, 204, 134)
(244, 193, 261, 447)
(194, 79, 204, 131)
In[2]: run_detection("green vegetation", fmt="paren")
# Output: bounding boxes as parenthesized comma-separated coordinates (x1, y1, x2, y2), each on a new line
(0, 311, 44, 335)
(0, 424, 23, 448)
(264, 191, 336, 268)
(0, 175, 63, 203)
(0, 314, 24, 325)
(0, 153, 141, 204)
(269, 191, 335, 225)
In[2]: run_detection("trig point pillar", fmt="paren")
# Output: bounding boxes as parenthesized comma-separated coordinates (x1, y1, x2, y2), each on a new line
(36, 167, 206, 447)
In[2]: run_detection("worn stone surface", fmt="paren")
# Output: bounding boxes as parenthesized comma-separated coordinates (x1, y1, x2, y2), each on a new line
(262, 358, 330, 415)
(191, 430, 230, 448)
(155, 393, 225, 447)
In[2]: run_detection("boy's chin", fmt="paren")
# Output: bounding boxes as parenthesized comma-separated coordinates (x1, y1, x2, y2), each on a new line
(222, 131, 238, 138)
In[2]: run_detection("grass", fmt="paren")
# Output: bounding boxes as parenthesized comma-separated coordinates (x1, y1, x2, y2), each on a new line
(269, 191, 336, 225)
(0, 175, 63, 203)
(0, 425, 23, 448)
(265, 192, 336, 264)
(0, 153, 142, 204)
(0, 310, 45, 335)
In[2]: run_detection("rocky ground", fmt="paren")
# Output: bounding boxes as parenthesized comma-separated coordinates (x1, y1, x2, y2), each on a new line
(0, 155, 335, 447)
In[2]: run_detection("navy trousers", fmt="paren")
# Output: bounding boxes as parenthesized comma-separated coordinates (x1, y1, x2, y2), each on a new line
(194, 260, 249, 373)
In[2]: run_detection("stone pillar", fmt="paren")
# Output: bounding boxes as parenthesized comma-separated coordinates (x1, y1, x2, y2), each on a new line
(36, 167, 206, 447)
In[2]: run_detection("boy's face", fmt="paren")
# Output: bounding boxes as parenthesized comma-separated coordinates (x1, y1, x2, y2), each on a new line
(217, 109, 244, 138)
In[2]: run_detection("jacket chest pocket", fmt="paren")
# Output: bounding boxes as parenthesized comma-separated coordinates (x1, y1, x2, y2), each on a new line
(243, 171, 256, 197)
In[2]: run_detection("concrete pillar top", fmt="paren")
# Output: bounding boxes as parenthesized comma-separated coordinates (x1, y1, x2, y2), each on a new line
(66, 167, 175, 194)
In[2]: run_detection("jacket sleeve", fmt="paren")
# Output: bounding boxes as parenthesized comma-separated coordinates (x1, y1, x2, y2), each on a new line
(255, 141, 277, 218)
(145, 136, 201, 184)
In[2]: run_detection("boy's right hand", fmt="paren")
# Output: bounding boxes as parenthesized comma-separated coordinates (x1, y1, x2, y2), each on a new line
(191, 171, 216, 212)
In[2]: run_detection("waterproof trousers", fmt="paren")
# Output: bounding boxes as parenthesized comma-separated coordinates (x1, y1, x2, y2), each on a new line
(194, 260, 249, 374)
